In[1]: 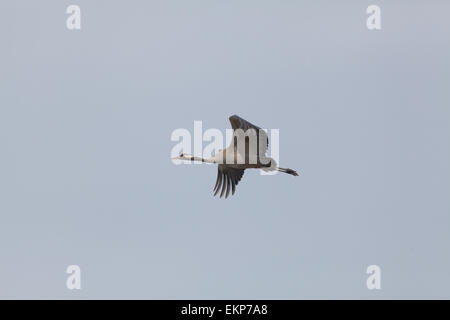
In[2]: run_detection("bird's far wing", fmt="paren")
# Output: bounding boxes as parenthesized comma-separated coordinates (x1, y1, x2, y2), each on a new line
(229, 115, 269, 156)
(213, 165, 245, 198)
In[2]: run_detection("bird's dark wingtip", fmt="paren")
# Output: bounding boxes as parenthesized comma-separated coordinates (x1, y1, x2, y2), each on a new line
(229, 115, 241, 129)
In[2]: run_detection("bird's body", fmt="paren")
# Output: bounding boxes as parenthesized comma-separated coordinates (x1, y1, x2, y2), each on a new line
(174, 115, 298, 198)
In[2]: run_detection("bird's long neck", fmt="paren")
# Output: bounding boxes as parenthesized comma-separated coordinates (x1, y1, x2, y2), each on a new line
(181, 154, 215, 163)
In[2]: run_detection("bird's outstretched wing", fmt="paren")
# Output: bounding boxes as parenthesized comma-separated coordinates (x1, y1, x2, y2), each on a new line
(228, 114, 269, 156)
(213, 165, 245, 198)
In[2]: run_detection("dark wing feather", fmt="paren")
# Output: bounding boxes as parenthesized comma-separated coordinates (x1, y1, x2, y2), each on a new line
(226, 175, 232, 198)
(220, 172, 227, 198)
(229, 114, 269, 156)
(213, 170, 222, 194)
(213, 165, 245, 198)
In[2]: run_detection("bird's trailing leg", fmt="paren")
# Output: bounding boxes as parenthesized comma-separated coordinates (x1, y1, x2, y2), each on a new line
(277, 167, 299, 176)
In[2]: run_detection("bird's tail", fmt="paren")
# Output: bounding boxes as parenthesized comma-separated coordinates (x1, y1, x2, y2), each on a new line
(277, 167, 299, 176)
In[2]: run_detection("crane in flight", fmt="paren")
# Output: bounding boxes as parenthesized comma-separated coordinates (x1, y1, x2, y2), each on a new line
(174, 115, 298, 198)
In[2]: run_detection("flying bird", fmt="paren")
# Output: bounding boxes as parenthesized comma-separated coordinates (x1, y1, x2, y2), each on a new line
(174, 115, 298, 198)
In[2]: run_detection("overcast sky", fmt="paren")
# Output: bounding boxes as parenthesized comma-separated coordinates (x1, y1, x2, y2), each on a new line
(1, 0, 449, 299)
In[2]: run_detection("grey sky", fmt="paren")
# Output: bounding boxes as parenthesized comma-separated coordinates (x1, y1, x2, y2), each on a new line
(1, 0, 449, 299)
